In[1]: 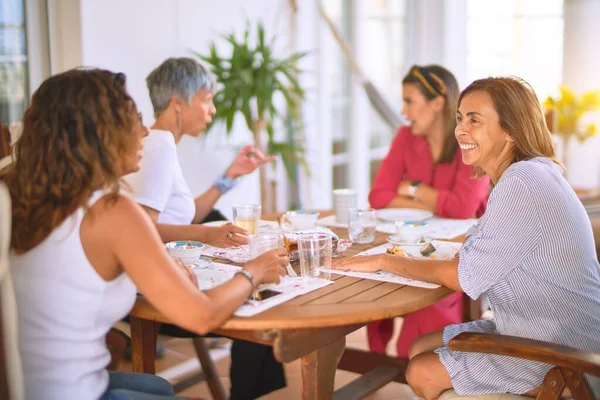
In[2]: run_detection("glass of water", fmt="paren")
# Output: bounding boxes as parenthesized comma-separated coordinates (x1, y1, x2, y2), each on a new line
(348, 208, 377, 244)
(297, 233, 332, 279)
(249, 232, 283, 258)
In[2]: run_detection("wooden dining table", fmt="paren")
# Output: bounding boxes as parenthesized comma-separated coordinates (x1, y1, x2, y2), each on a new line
(128, 213, 457, 399)
(128, 204, 600, 399)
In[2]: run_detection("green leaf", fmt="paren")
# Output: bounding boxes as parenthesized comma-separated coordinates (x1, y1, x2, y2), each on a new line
(191, 19, 311, 180)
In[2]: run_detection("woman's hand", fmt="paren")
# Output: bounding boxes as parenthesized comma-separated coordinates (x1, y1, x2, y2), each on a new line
(175, 259, 199, 287)
(396, 180, 412, 197)
(203, 223, 248, 248)
(333, 255, 386, 273)
(244, 248, 289, 285)
(226, 144, 277, 179)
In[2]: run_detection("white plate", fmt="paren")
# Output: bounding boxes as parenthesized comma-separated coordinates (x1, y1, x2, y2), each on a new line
(403, 245, 457, 260)
(387, 235, 433, 246)
(375, 208, 433, 222)
(202, 220, 280, 231)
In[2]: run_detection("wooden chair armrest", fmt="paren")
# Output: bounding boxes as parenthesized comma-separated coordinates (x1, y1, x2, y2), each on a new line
(449, 332, 600, 377)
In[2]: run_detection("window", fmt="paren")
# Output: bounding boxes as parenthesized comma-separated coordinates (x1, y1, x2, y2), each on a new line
(323, 0, 352, 189)
(323, 0, 409, 193)
(0, 0, 29, 124)
(466, 0, 564, 99)
(364, 0, 409, 181)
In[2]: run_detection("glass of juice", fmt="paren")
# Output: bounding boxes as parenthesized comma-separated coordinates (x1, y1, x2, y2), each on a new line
(232, 204, 261, 235)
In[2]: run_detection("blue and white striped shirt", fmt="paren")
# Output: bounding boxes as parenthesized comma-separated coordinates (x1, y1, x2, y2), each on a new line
(436, 157, 600, 396)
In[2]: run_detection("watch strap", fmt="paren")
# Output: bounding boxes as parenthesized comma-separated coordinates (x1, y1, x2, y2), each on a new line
(235, 270, 255, 288)
(212, 174, 238, 194)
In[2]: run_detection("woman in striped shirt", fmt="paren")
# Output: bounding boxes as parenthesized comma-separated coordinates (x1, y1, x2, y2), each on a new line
(335, 76, 600, 399)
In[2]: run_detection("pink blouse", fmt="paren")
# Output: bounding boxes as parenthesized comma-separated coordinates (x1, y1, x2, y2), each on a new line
(369, 126, 489, 218)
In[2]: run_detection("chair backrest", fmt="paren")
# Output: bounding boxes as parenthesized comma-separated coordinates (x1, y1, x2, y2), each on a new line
(0, 182, 24, 399)
(0, 123, 11, 160)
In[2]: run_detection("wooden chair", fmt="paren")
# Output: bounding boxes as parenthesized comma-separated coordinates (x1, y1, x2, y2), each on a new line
(0, 182, 24, 399)
(109, 322, 226, 400)
(0, 123, 13, 170)
(439, 332, 600, 400)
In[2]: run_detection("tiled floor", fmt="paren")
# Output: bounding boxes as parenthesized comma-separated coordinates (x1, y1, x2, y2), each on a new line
(117, 323, 419, 399)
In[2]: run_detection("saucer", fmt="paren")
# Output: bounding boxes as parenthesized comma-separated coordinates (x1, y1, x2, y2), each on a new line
(189, 256, 213, 269)
(386, 235, 433, 246)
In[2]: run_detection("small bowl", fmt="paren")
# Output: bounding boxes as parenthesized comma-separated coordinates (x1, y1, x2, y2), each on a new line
(393, 221, 429, 244)
(166, 240, 205, 264)
(282, 210, 320, 230)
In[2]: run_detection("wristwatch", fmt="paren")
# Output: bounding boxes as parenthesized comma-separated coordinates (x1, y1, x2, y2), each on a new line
(212, 174, 238, 194)
(407, 180, 422, 199)
(235, 270, 255, 288)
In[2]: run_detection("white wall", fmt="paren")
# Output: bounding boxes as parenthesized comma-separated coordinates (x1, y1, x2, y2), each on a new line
(49, 0, 300, 219)
(561, 0, 600, 189)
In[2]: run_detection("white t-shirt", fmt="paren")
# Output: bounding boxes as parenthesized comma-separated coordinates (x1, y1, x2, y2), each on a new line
(126, 129, 195, 225)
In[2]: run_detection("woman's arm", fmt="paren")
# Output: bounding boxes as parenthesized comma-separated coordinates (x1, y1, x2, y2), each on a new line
(392, 181, 439, 212)
(385, 194, 431, 211)
(104, 196, 288, 335)
(192, 144, 276, 223)
(334, 254, 461, 292)
(141, 205, 248, 247)
(369, 128, 408, 209)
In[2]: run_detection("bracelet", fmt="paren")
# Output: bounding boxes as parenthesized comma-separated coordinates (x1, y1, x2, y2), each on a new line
(234, 270, 255, 288)
(212, 174, 238, 194)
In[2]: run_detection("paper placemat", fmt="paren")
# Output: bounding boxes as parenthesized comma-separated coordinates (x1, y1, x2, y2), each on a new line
(322, 241, 462, 289)
(374, 217, 478, 239)
(317, 215, 348, 228)
(201, 229, 352, 264)
(193, 262, 333, 317)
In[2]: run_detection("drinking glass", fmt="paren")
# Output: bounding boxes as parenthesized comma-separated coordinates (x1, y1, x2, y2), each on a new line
(249, 232, 284, 258)
(348, 208, 377, 244)
(232, 204, 261, 235)
(297, 233, 332, 279)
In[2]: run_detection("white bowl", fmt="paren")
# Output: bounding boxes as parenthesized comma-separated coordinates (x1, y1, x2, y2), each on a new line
(394, 221, 429, 243)
(165, 240, 205, 264)
(283, 210, 320, 230)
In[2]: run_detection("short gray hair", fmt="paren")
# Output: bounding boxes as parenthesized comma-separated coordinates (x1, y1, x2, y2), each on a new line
(146, 57, 215, 117)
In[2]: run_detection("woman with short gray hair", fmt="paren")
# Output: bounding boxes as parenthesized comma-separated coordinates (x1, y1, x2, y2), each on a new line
(127, 57, 275, 247)
(126, 57, 286, 399)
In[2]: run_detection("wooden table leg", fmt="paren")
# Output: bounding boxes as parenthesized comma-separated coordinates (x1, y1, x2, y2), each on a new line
(301, 336, 346, 399)
(130, 316, 158, 374)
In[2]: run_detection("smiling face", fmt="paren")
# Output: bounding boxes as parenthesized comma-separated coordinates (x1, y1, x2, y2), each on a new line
(401, 83, 444, 136)
(180, 89, 216, 136)
(455, 90, 515, 182)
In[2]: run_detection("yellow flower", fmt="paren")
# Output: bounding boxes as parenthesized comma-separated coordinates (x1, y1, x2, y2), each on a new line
(544, 86, 600, 142)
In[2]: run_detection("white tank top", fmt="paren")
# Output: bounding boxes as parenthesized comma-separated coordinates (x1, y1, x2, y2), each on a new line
(10, 191, 137, 400)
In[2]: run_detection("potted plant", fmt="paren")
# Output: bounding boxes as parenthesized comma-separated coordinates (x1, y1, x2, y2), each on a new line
(544, 86, 600, 171)
(194, 21, 308, 212)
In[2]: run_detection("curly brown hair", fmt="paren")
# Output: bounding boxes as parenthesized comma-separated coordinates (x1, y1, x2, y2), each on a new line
(0, 68, 140, 253)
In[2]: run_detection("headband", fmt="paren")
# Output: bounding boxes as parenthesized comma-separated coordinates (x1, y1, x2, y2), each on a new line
(410, 66, 447, 96)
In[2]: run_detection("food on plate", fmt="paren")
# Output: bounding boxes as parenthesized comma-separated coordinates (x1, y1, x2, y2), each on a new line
(386, 245, 406, 257)
(282, 231, 339, 254)
(420, 242, 436, 257)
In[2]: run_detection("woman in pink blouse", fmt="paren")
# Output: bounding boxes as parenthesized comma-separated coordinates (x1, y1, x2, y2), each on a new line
(368, 65, 490, 358)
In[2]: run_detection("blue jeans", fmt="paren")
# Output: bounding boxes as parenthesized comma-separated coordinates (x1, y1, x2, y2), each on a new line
(100, 371, 187, 400)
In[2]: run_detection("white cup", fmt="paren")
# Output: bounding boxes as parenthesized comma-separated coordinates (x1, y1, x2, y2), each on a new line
(333, 189, 357, 224)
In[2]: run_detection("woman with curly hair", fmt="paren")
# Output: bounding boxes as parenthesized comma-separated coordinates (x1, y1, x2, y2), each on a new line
(1, 68, 288, 400)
